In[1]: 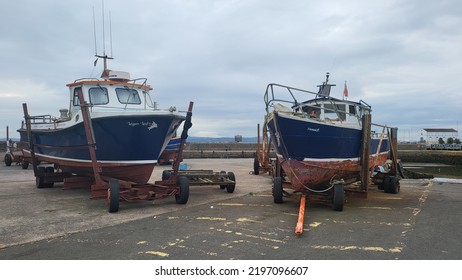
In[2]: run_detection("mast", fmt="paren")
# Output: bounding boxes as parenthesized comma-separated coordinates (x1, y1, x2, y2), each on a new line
(93, 0, 113, 74)
(317, 72, 336, 97)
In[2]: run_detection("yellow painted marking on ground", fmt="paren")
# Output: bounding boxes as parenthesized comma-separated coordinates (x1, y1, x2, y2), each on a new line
(162, 239, 185, 249)
(309, 222, 322, 227)
(413, 185, 431, 216)
(217, 203, 272, 207)
(221, 240, 248, 248)
(136, 241, 147, 245)
(375, 196, 403, 200)
(389, 247, 403, 253)
(312, 245, 402, 253)
(363, 247, 387, 252)
(196, 217, 227, 221)
(213, 228, 285, 244)
(144, 251, 169, 257)
(217, 203, 245, 206)
(283, 212, 298, 217)
(236, 217, 263, 223)
(359, 206, 392, 210)
(239, 233, 285, 244)
(168, 216, 179, 220)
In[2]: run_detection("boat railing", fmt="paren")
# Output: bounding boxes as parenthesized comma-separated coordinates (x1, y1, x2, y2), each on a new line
(73, 78, 101, 83)
(264, 83, 318, 112)
(264, 83, 366, 125)
(26, 114, 56, 124)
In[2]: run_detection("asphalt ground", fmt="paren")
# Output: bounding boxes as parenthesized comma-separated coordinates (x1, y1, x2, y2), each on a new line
(0, 158, 461, 260)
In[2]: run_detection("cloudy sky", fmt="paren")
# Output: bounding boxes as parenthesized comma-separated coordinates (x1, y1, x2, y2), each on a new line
(1, 0, 461, 141)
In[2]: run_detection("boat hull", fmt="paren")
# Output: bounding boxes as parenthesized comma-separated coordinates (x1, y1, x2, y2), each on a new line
(268, 113, 389, 191)
(158, 137, 181, 164)
(19, 113, 184, 184)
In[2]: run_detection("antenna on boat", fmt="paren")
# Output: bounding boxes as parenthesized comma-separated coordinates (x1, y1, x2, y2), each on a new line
(317, 72, 335, 97)
(93, 0, 113, 74)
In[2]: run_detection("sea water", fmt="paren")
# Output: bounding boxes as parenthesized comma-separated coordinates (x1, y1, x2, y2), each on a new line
(403, 163, 462, 179)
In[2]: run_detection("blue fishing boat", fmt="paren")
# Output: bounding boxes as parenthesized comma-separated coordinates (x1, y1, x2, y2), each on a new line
(18, 56, 185, 184)
(264, 73, 391, 205)
(158, 136, 181, 164)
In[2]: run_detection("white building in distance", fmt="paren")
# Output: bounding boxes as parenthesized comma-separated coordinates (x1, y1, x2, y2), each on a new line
(423, 128, 458, 144)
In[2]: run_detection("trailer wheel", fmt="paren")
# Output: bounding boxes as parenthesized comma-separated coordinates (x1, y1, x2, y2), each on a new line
(4, 154, 12, 166)
(273, 177, 283, 203)
(378, 179, 385, 190)
(175, 176, 189, 204)
(108, 180, 120, 213)
(226, 172, 236, 193)
(36, 167, 47, 188)
(219, 171, 227, 189)
(333, 183, 345, 211)
(384, 176, 400, 194)
(397, 162, 405, 178)
(21, 159, 29, 169)
(162, 170, 172, 181)
(253, 156, 260, 175)
(44, 166, 55, 188)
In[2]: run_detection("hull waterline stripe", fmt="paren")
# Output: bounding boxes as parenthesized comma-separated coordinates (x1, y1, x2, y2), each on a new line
(23, 151, 158, 165)
(275, 152, 389, 162)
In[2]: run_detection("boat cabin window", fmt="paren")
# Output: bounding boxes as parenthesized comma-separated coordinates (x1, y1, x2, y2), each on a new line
(89, 87, 109, 105)
(302, 104, 321, 118)
(324, 104, 346, 121)
(349, 105, 356, 116)
(116, 88, 141, 105)
(72, 88, 82, 107)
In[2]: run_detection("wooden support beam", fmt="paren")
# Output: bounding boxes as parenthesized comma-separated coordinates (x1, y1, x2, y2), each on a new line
(360, 114, 371, 192)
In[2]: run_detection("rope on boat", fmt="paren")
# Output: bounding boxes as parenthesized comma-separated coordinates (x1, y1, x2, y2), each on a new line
(286, 159, 344, 193)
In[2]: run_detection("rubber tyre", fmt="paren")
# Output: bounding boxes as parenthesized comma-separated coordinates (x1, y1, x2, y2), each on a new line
(226, 172, 236, 193)
(272, 177, 283, 203)
(36, 167, 46, 188)
(108, 180, 120, 213)
(162, 170, 172, 181)
(378, 179, 385, 190)
(253, 156, 260, 175)
(384, 176, 400, 194)
(397, 162, 405, 178)
(21, 159, 29, 169)
(44, 166, 55, 188)
(4, 154, 12, 166)
(333, 183, 345, 211)
(175, 176, 189, 204)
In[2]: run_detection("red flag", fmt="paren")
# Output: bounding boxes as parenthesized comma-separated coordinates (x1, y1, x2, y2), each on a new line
(343, 81, 348, 98)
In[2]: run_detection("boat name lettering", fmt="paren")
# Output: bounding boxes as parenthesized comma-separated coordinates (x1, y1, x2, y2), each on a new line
(127, 121, 158, 130)
(307, 127, 320, 132)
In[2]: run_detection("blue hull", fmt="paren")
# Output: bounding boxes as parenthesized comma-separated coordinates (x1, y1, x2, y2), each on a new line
(268, 113, 389, 191)
(19, 114, 184, 164)
(164, 137, 181, 152)
(268, 114, 389, 161)
(158, 137, 181, 164)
